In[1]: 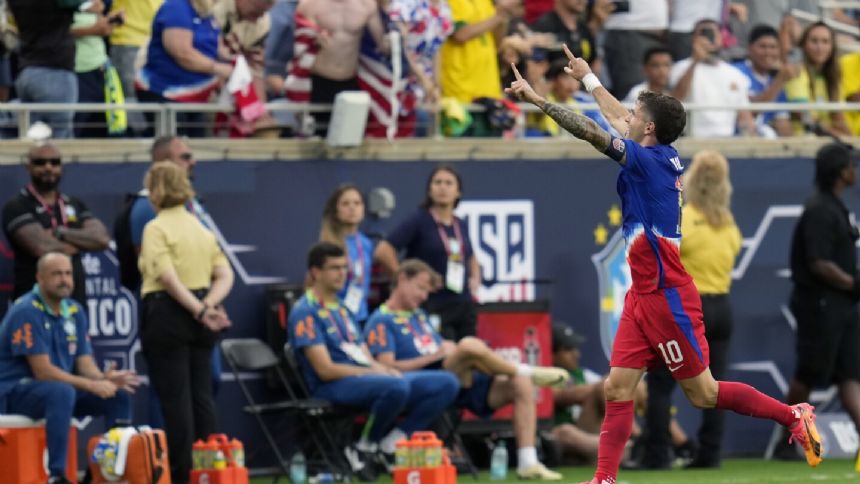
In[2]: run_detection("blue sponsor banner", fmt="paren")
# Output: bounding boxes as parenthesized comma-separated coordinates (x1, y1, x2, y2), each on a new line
(0, 156, 856, 463)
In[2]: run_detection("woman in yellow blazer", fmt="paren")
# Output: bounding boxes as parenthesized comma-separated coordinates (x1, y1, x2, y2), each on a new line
(138, 161, 234, 482)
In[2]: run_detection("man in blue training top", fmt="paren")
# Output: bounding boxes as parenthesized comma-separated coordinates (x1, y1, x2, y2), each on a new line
(364, 259, 570, 480)
(288, 243, 459, 481)
(0, 253, 139, 484)
(506, 45, 822, 484)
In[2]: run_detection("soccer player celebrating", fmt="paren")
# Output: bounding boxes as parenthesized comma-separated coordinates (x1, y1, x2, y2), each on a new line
(506, 46, 823, 484)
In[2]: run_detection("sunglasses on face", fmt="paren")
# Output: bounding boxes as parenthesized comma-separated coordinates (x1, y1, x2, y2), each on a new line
(179, 153, 194, 161)
(30, 158, 62, 167)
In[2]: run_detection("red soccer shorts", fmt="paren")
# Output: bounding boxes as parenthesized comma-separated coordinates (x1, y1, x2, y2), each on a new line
(610, 281, 710, 380)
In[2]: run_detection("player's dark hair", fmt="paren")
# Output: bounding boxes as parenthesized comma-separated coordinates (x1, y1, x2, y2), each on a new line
(642, 46, 671, 65)
(421, 164, 463, 209)
(637, 91, 686, 145)
(307, 242, 345, 269)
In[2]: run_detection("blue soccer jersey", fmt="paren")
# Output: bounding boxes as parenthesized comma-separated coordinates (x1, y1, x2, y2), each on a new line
(364, 304, 443, 360)
(288, 290, 368, 392)
(614, 138, 693, 293)
(0, 288, 92, 399)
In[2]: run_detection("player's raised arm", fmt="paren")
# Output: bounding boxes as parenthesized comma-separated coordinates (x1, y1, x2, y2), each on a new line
(506, 63, 620, 162)
(561, 44, 630, 137)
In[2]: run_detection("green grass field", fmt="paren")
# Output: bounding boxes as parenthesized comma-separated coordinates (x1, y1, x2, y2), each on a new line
(251, 458, 860, 483)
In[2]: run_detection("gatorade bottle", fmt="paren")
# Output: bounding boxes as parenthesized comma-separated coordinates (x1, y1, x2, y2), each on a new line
(203, 439, 220, 470)
(192, 440, 206, 470)
(214, 450, 227, 470)
(424, 434, 443, 467)
(394, 439, 410, 468)
(229, 438, 245, 467)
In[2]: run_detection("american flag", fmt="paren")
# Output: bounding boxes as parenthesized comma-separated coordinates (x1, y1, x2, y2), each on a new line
(284, 13, 414, 139)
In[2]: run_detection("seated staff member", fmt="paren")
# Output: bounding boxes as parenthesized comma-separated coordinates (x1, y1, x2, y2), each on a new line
(0, 252, 138, 484)
(364, 259, 569, 481)
(289, 242, 460, 479)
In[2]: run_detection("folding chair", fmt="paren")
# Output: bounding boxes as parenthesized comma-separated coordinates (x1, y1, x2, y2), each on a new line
(221, 338, 352, 481)
(437, 409, 480, 480)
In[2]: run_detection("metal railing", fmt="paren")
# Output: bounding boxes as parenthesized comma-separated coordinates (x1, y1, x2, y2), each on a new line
(2, 101, 860, 138)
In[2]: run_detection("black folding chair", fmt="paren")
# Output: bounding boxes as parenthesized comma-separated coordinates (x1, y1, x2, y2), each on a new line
(221, 338, 352, 481)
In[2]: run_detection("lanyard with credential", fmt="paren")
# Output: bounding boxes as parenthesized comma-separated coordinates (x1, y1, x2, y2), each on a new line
(314, 290, 354, 343)
(347, 236, 365, 285)
(26, 184, 67, 230)
(430, 211, 464, 259)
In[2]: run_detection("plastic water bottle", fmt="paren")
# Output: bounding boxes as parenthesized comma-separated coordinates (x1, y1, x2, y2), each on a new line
(290, 451, 307, 484)
(489, 442, 508, 481)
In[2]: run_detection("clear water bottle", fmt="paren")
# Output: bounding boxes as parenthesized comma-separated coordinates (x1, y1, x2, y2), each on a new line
(489, 442, 508, 481)
(290, 451, 307, 484)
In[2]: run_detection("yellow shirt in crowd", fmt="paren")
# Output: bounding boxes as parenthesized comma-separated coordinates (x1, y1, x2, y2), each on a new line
(840, 53, 860, 136)
(109, 0, 163, 47)
(440, 0, 502, 103)
(784, 67, 841, 134)
(680, 204, 742, 295)
(139, 205, 228, 295)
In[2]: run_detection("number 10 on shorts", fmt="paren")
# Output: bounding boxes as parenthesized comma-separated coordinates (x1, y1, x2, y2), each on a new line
(658, 340, 684, 368)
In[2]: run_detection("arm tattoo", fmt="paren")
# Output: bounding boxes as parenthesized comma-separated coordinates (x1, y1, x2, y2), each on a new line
(541, 102, 612, 153)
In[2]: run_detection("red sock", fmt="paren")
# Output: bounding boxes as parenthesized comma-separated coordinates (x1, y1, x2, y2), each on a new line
(594, 400, 633, 484)
(716, 381, 796, 427)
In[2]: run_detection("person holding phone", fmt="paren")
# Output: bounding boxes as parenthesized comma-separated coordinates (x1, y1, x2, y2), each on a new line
(670, 18, 756, 137)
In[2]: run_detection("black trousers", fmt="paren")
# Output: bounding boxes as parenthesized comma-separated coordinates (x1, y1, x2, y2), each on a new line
(643, 294, 733, 464)
(141, 290, 218, 482)
(423, 297, 477, 342)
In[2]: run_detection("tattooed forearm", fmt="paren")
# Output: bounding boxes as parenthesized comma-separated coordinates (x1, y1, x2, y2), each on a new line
(541, 102, 612, 152)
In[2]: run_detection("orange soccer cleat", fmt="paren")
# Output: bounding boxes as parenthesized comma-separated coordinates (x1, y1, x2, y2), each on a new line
(788, 403, 824, 467)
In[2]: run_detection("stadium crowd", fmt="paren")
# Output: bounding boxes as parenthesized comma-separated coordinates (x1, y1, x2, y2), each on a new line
(1, 0, 859, 139)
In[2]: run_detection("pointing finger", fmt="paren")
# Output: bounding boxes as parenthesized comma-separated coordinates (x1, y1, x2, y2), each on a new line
(562, 43, 576, 61)
(511, 63, 524, 81)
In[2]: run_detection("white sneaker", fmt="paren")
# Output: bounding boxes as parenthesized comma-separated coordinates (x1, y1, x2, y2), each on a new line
(380, 428, 407, 454)
(531, 367, 570, 388)
(517, 463, 563, 480)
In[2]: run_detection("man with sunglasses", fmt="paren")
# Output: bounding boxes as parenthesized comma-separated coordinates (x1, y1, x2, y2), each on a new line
(2, 143, 110, 306)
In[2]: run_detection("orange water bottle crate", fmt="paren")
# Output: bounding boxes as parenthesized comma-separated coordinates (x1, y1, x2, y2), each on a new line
(190, 434, 248, 484)
(392, 431, 456, 484)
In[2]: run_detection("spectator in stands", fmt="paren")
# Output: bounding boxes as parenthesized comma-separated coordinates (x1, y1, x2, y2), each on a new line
(364, 259, 569, 480)
(528, 59, 613, 137)
(439, 0, 520, 102)
(108, 0, 162, 136)
(2, 144, 111, 306)
(529, 0, 596, 66)
(290, 0, 388, 136)
(138, 161, 234, 482)
(387, 0, 453, 134)
(784, 22, 852, 138)
(0, 252, 138, 484)
(8, 0, 93, 139)
(376, 165, 480, 341)
(319, 184, 397, 326)
(670, 19, 756, 137)
(212, 0, 276, 128)
(72, 8, 126, 138)
(666, 0, 722, 61)
(777, 143, 860, 460)
(623, 47, 672, 102)
(841, 52, 860, 136)
(732, 25, 796, 137)
(601, 0, 668, 98)
(289, 243, 460, 480)
(262, 0, 296, 133)
(730, 0, 816, 55)
(136, 0, 235, 137)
